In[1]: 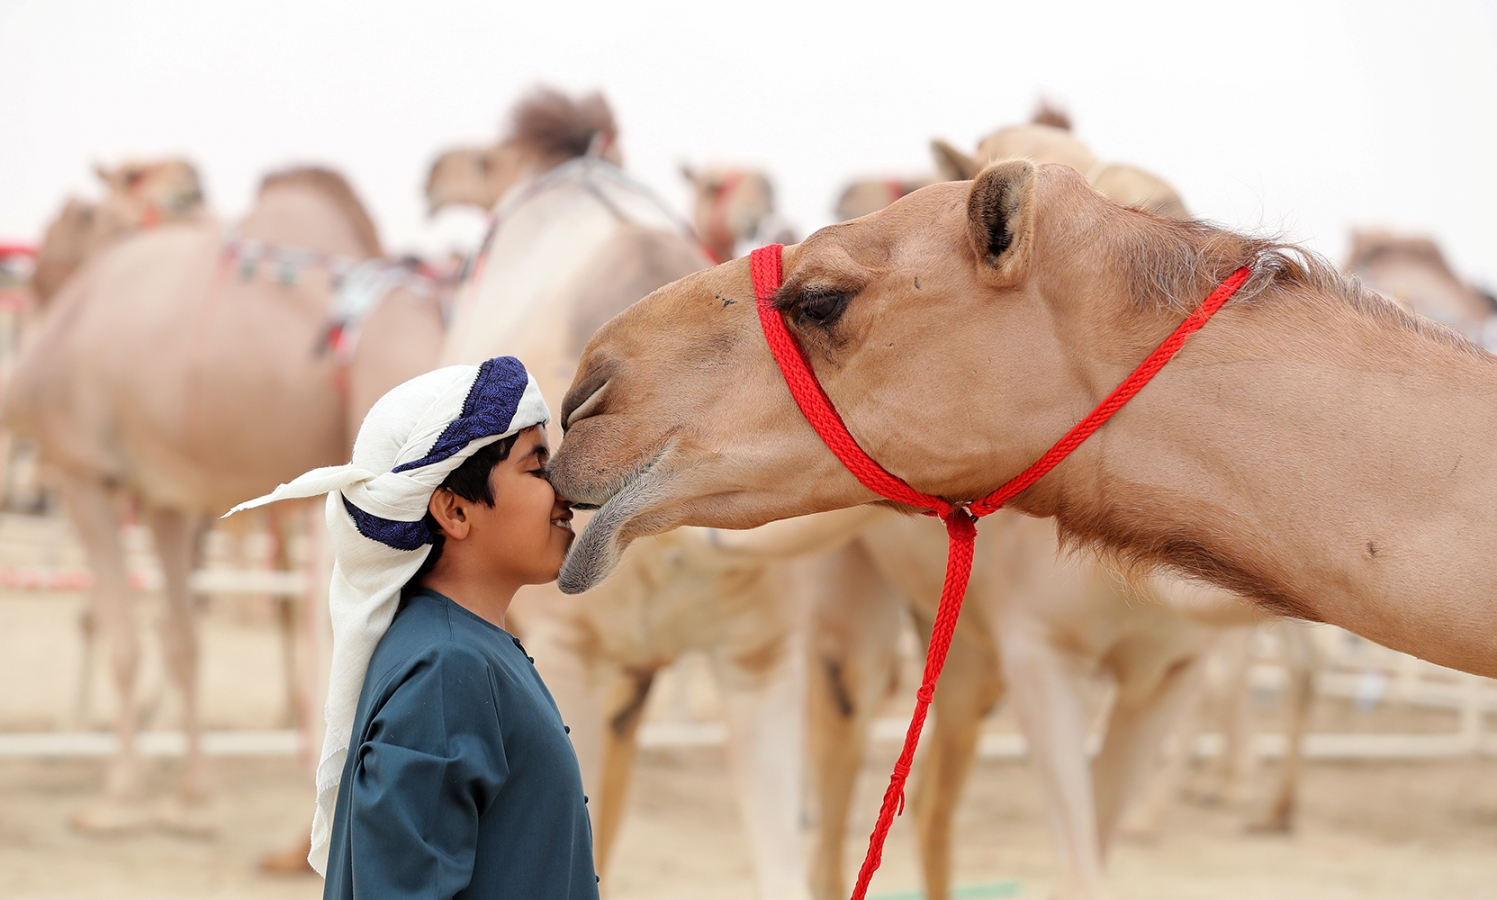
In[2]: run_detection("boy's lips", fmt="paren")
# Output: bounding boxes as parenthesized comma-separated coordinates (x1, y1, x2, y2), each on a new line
(551, 510, 575, 533)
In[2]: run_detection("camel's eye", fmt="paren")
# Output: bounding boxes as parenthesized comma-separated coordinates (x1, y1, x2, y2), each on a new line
(797, 288, 852, 327)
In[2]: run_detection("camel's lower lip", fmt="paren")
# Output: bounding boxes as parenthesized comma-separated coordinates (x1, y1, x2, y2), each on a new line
(557, 446, 673, 594)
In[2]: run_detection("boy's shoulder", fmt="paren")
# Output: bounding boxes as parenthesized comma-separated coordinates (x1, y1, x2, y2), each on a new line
(366, 591, 511, 689)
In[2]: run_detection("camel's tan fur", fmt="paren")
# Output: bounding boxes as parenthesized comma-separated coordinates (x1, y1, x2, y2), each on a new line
(31, 159, 206, 304)
(3, 166, 443, 831)
(554, 160, 1497, 684)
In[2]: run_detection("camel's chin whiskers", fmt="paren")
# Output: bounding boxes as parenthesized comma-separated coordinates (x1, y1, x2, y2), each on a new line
(557, 460, 677, 594)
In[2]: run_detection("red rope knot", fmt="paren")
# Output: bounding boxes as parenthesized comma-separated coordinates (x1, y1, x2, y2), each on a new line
(915, 684, 936, 705)
(890, 762, 912, 814)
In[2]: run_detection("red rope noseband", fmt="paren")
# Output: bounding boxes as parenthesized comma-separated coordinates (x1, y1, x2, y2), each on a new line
(750, 243, 1248, 900)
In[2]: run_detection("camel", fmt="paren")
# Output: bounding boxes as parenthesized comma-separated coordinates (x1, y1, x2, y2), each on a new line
(2, 166, 445, 833)
(1345, 229, 1496, 345)
(833, 175, 942, 223)
(553, 155, 1497, 686)
(31, 159, 206, 304)
(681, 165, 796, 263)
(425, 96, 626, 217)
(697, 492, 1311, 900)
(565, 128, 1323, 897)
(932, 113, 1187, 219)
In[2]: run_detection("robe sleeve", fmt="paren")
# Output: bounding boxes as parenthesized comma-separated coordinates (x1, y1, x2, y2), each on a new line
(347, 645, 509, 899)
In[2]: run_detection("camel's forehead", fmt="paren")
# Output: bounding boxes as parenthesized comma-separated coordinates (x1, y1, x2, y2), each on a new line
(809, 181, 970, 258)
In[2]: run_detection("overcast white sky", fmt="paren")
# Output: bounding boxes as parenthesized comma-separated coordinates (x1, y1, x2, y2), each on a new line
(3, 1, 1496, 286)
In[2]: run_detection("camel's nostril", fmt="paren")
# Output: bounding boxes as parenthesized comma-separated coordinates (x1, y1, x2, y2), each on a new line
(563, 380, 609, 432)
(561, 360, 615, 432)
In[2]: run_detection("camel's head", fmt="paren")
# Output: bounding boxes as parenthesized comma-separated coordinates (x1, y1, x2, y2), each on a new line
(425, 146, 505, 215)
(95, 158, 206, 218)
(1344, 230, 1493, 337)
(552, 161, 1163, 592)
(426, 88, 624, 218)
(681, 165, 776, 261)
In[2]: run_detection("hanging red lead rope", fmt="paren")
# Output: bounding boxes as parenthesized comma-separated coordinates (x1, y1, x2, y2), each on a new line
(750, 243, 1249, 900)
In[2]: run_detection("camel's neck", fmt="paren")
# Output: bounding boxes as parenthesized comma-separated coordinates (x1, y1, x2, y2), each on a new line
(1047, 289, 1497, 676)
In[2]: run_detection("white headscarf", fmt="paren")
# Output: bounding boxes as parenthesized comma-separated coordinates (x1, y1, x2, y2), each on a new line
(226, 356, 549, 874)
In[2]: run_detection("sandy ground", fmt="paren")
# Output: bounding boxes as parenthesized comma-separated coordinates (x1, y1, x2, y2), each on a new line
(1, 512, 1495, 899)
(2, 750, 1496, 899)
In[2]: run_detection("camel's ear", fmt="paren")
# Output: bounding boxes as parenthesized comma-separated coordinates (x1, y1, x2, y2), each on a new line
(967, 160, 1036, 287)
(931, 139, 980, 181)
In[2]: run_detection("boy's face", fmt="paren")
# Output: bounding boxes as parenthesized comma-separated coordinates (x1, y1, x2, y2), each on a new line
(468, 426, 575, 585)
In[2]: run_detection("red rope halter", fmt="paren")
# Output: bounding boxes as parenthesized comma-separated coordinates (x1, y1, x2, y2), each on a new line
(750, 243, 1248, 900)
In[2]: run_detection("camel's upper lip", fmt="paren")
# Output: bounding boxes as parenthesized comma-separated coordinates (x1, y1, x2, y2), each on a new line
(559, 440, 669, 512)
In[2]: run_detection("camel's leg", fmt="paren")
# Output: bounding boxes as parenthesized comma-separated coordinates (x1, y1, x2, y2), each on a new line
(146, 505, 213, 833)
(73, 604, 98, 728)
(998, 626, 1110, 900)
(510, 588, 610, 867)
(60, 477, 149, 831)
(1249, 622, 1317, 833)
(911, 630, 1001, 900)
(1093, 650, 1210, 859)
(1116, 670, 1209, 841)
(710, 613, 810, 900)
(594, 664, 654, 876)
(1201, 628, 1255, 806)
(807, 546, 903, 900)
(259, 503, 331, 874)
(264, 509, 308, 731)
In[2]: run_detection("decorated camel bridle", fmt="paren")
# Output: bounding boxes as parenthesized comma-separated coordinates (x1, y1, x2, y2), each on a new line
(749, 243, 1250, 900)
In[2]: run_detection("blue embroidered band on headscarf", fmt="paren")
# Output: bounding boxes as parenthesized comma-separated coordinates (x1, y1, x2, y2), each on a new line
(341, 494, 433, 551)
(392, 356, 530, 473)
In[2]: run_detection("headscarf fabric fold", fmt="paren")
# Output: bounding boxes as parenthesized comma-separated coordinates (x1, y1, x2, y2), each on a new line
(225, 355, 549, 874)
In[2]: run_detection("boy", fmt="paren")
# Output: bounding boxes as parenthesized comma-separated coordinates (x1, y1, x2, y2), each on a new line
(230, 356, 596, 899)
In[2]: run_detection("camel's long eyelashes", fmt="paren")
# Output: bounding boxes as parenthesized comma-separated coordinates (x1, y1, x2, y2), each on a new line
(777, 285, 855, 329)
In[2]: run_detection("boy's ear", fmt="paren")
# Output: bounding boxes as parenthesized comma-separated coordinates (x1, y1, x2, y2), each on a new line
(428, 489, 472, 540)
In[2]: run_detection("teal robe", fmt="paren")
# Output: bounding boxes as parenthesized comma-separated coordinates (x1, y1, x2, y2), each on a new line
(322, 590, 598, 899)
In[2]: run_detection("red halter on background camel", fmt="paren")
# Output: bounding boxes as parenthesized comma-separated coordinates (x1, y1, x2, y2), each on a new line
(552, 159, 1497, 681)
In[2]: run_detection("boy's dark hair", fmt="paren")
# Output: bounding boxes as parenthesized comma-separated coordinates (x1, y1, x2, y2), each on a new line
(404, 433, 520, 593)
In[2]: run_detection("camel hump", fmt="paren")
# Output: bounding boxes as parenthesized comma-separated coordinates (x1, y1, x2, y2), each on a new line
(257, 166, 382, 258)
(506, 87, 619, 166)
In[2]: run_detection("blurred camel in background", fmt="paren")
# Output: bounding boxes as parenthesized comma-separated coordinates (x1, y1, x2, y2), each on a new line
(931, 103, 1187, 219)
(425, 94, 624, 216)
(1345, 229, 1496, 346)
(833, 175, 941, 222)
(2, 165, 444, 835)
(31, 159, 206, 305)
(680, 164, 796, 262)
